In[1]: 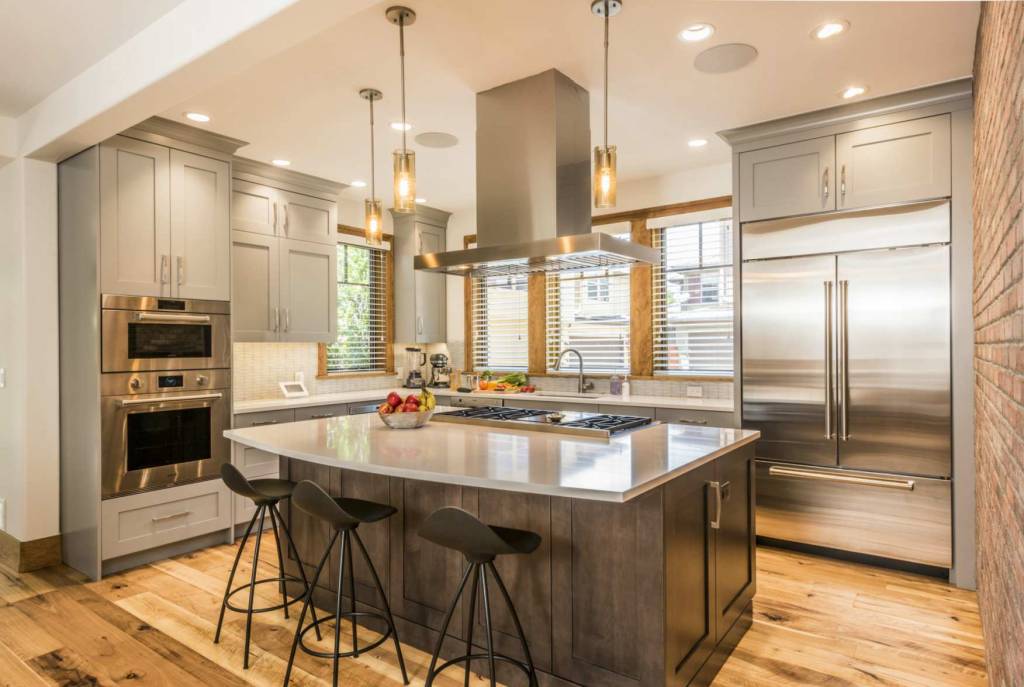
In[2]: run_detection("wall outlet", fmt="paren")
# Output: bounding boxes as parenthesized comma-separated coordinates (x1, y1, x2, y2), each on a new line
(686, 385, 703, 398)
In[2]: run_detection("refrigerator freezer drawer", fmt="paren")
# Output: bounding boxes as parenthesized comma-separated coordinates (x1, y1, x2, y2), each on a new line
(755, 460, 951, 567)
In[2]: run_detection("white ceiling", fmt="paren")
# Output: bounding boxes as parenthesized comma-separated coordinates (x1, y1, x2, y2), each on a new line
(165, 0, 979, 211)
(0, 0, 185, 117)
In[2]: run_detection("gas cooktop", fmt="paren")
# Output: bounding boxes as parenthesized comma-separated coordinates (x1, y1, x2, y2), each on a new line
(432, 406, 655, 439)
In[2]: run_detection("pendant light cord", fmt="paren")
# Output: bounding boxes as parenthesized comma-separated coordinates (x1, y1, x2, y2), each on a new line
(399, 15, 408, 154)
(369, 95, 376, 200)
(603, 1, 609, 148)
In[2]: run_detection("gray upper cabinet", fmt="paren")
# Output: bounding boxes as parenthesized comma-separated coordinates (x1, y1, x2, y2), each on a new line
(231, 231, 279, 341)
(170, 150, 230, 300)
(836, 115, 951, 211)
(279, 238, 337, 343)
(100, 136, 171, 297)
(739, 136, 836, 222)
(392, 208, 451, 343)
(231, 179, 278, 236)
(277, 189, 337, 245)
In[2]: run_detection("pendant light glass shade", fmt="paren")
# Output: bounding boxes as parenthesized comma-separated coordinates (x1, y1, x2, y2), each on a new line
(364, 199, 383, 245)
(393, 149, 416, 213)
(593, 144, 617, 208)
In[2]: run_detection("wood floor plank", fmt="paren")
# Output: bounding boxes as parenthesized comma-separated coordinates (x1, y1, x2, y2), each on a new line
(0, 641, 54, 687)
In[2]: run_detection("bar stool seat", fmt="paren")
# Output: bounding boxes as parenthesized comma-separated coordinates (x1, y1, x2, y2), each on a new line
(419, 507, 540, 687)
(215, 464, 321, 670)
(284, 481, 409, 687)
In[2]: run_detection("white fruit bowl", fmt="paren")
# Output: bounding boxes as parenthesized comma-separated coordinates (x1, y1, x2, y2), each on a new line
(378, 409, 434, 429)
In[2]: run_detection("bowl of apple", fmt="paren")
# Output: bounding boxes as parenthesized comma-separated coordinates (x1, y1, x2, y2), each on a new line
(377, 388, 436, 429)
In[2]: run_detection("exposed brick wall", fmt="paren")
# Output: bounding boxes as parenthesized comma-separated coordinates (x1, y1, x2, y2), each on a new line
(972, 3, 1024, 684)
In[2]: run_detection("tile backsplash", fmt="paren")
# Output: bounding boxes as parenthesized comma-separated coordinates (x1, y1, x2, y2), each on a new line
(234, 342, 733, 404)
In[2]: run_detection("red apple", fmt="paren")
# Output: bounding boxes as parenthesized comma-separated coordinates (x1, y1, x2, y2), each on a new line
(387, 391, 403, 408)
(394, 404, 406, 413)
(378, 402, 393, 414)
(404, 394, 420, 406)
(403, 400, 420, 413)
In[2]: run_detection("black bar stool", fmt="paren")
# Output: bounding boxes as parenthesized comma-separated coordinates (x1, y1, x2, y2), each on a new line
(283, 480, 409, 687)
(419, 507, 540, 687)
(215, 464, 321, 668)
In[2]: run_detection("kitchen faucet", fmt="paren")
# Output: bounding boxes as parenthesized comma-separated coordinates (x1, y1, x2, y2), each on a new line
(554, 348, 594, 394)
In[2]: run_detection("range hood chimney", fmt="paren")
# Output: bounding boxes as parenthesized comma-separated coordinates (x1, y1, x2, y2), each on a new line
(415, 69, 657, 277)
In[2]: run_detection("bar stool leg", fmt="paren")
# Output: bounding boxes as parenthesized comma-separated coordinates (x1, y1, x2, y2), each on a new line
(353, 531, 409, 684)
(243, 506, 267, 669)
(345, 532, 358, 657)
(284, 532, 337, 687)
(331, 532, 349, 687)
(215, 507, 259, 644)
(272, 503, 321, 640)
(487, 561, 538, 687)
(266, 506, 290, 618)
(463, 564, 481, 687)
(480, 565, 497, 687)
(425, 564, 474, 687)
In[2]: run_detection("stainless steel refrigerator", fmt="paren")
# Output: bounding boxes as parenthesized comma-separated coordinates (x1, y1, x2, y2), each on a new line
(742, 200, 953, 568)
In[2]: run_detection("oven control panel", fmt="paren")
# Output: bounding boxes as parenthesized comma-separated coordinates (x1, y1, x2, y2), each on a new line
(101, 369, 230, 396)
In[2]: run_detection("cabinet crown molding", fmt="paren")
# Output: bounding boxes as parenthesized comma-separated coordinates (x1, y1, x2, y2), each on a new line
(122, 117, 248, 157)
(232, 157, 345, 200)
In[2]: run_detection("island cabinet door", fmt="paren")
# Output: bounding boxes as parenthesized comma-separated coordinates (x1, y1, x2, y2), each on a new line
(388, 478, 470, 638)
(663, 461, 717, 685)
(280, 459, 338, 587)
(712, 444, 756, 643)
(465, 488, 554, 674)
(337, 469, 392, 605)
(551, 492, 666, 687)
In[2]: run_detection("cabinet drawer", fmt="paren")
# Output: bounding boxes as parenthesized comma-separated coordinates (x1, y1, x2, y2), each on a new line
(102, 480, 231, 559)
(350, 400, 387, 415)
(598, 404, 655, 418)
(755, 460, 951, 567)
(448, 396, 501, 408)
(502, 398, 591, 413)
(235, 409, 295, 427)
(655, 408, 735, 427)
(295, 403, 349, 421)
(234, 443, 280, 478)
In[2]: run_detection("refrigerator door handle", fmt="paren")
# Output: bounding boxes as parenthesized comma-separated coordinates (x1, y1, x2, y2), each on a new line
(838, 279, 850, 441)
(824, 281, 834, 439)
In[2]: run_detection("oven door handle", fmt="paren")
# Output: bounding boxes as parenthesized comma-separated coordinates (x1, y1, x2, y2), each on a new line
(134, 312, 212, 324)
(119, 392, 223, 407)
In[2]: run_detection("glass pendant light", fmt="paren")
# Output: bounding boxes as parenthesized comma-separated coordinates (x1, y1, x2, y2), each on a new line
(360, 88, 384, 246)
(387, 6, 417, 213)
(592, 0, 621, 208)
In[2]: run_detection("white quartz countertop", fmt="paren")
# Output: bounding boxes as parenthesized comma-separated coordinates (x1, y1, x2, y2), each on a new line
(224, 409, 758, 502)
(233, 388, 734, 414)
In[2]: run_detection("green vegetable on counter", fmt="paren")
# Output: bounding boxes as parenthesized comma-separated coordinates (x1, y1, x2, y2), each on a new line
(499, 372, 528, 387)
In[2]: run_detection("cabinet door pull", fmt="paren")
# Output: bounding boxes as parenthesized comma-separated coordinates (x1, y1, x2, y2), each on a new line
(822, 167, 830, 203)
(416, 315, 424, 335)
(273, 307, 279, 332)
(284, 308, 290, 332)
(283, 204, 289, 235)
(152, 510, 191, 523)
(840, 164, 847, 201)
(160, 255, 169, 285)
(250, 420, 279, 426)
(677, 418, 708, 425)
(308, 413, 334, 419)
(709, 481, 723, 530)
(176, 256, 184, 287)
(273, 202, 278, 232)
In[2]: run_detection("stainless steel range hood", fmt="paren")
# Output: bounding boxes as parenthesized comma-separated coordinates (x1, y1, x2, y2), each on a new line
(415, 69, 657, 277)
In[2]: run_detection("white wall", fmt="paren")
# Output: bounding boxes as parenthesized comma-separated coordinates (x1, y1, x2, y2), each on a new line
(0, 157, 60, 542)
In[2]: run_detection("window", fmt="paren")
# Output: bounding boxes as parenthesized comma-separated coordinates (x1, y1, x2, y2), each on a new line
(471, 274, 529, 371)
(546, 234, 631, 373)
(323, 242, 389, 373)
(652, 218, 734, 375)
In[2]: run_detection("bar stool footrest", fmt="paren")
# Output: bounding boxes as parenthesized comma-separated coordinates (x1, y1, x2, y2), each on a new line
(429, 652, 537, 685)
(297, 610, 394, 659)
(224, 575, 308, 614)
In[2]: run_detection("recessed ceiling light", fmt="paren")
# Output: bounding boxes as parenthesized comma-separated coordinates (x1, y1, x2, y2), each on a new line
(390, 121, 412, 131)
(813, 21, 849, 40)
(841, 85, 867, 99)
(679, 23, 715, 43)
(350, 180, 367, 188)
(184, 112, 210, 123)
(271, 159, 291, 167)
(688, 138, 708, 148)
(415, 197, 427, 204)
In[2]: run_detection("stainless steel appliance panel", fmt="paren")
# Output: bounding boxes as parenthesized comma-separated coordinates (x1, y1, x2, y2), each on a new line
(101, 295, 230, 372)
(837, 245, 951, 476)
(755, 461, 951, 567)
(741, 255, 838, 466)
(101, 371, 230, 498)
(742, 200, 950, 261)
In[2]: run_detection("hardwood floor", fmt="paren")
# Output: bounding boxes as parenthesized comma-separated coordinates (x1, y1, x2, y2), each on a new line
(0, 537, 986, 686)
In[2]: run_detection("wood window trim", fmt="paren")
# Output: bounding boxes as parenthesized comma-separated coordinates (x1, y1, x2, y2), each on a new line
(460, 194, 735, 380)
(317, 225, 396, 379)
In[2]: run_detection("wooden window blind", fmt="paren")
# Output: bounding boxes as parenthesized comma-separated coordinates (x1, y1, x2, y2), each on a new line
(324, 243, 389, 373)
(652, 218, 734, 374)
(545, 237, 632, 373)
(471, 274, 530, 371)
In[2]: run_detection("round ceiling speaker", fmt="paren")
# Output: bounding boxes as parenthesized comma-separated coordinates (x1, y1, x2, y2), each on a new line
(694, 43, 758, 74)
(415, 131, 459, 148)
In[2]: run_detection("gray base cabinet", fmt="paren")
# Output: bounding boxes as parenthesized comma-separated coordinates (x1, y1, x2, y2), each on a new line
(279, 442, 755, 686)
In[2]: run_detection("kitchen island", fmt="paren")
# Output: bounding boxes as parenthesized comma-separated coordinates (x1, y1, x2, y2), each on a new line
(225, 411, 759, 687)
